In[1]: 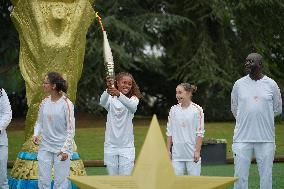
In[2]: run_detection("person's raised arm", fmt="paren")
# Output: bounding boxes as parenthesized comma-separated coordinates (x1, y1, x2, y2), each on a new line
(100, 90, 111, 111)
(117, 93, 139, 114)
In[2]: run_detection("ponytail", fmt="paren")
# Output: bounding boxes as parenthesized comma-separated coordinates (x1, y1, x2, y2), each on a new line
(178, 83, 197, 93)
(47, 72, 68, 93)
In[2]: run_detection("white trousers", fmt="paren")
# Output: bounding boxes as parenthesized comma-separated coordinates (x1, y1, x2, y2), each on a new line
(104, 147, 135, 176)
(0, 145, 8, 189)
(37, 150, 71, 189)
(172, 159, 201, 176)
(105, 155, 134, 176)
(232, 142, 275, 189)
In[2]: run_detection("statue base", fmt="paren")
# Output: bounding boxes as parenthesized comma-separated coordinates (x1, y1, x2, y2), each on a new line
(9, 138, 86, 189)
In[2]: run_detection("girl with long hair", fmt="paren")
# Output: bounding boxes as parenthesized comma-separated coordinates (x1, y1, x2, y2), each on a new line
(100, 72, 142, 175)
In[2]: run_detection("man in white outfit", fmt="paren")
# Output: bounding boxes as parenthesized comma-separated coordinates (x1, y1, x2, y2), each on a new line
(0, 89, 12, 189)
(231, 53, 282, 189)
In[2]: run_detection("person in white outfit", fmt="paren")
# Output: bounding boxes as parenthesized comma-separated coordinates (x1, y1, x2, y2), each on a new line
(33, 72, 75, 189)
(0, 88, 12, 189)
(231, 53, 282, 189)
(100, 72, 142, 176)
(166, 83, 205, 176)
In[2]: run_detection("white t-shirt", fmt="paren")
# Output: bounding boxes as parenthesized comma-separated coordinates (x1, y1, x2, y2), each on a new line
(100, 91, 139, 148)
(166, 103, 205, 161)
(231, 75, 282, 142)
(34, 95, 75, 155)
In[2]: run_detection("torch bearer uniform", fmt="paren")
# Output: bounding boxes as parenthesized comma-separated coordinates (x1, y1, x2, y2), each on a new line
(231, 75, 282, 189)
(0, 89, 12, 189)
(166, 103, 205, 176)
(34, 95, 75, 189)
(100, 90, 139, 175)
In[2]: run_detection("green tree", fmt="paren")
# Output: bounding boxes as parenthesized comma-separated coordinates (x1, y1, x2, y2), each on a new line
(156, 0, 284, 120)
(77, 0, 186, 115)
(1, 0, 283, 120)
(0, 0, 26, 116)
(0, 0, 22, 92)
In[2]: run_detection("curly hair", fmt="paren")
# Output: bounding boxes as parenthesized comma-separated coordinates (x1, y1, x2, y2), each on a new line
(115, 72, 142, 99)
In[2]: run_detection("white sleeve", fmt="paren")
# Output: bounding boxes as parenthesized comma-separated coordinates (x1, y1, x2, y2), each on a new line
(61, 99, 75, 153)
(0, 89, 12, 132)
(117, 93, 139, 114)
(196, 110, 205, 137)
(166, 109, 173, 137)
(272, 83, 282, 117)
(33, 100, 45, 136)
(231, 83, 238, 118)
(99, 90, 110, 111)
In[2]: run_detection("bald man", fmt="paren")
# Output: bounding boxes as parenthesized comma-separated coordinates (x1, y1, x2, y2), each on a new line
(231, 53, 282, 189)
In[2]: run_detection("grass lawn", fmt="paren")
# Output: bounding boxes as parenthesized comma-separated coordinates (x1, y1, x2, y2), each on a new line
(7, 120, 284, 160)
(6, 118, 284, 188)
(84, 163, 284, 189)
(7, 163, 284, 188)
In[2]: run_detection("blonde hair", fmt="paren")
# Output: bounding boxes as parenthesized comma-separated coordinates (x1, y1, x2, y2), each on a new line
(178, 83, 197, 93)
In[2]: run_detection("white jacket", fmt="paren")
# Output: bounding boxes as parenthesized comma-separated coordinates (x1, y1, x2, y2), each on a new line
(34, 95, 75, 155)
(231, 75, 282, 142)
(100, 91, 139, 148)
(0, 89, 12, 146)
(166, 103, 205, 161)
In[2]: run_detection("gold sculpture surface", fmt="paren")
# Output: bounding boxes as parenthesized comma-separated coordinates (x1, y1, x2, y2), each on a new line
(10, 0, 95, 180)
(11, 0, 95, 139)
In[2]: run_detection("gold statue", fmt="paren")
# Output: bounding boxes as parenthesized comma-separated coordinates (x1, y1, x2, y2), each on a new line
(9, 0, 95, 184)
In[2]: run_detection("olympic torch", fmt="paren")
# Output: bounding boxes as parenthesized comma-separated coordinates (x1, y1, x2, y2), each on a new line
(103, 31, 115, 87)
(96, 12, 115, 87)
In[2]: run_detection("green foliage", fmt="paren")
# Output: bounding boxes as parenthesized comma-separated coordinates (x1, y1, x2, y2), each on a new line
(157, 0, 284, 119)
(1, 0, 283, 120)
(0, 0, 26, 116)
(0, 0, 21, 92)
(78, 0, 185, 114)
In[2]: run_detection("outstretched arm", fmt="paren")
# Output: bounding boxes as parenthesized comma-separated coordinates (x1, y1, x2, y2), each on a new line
(117, 93, 139, 114)
(100, 90, 111, 111)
